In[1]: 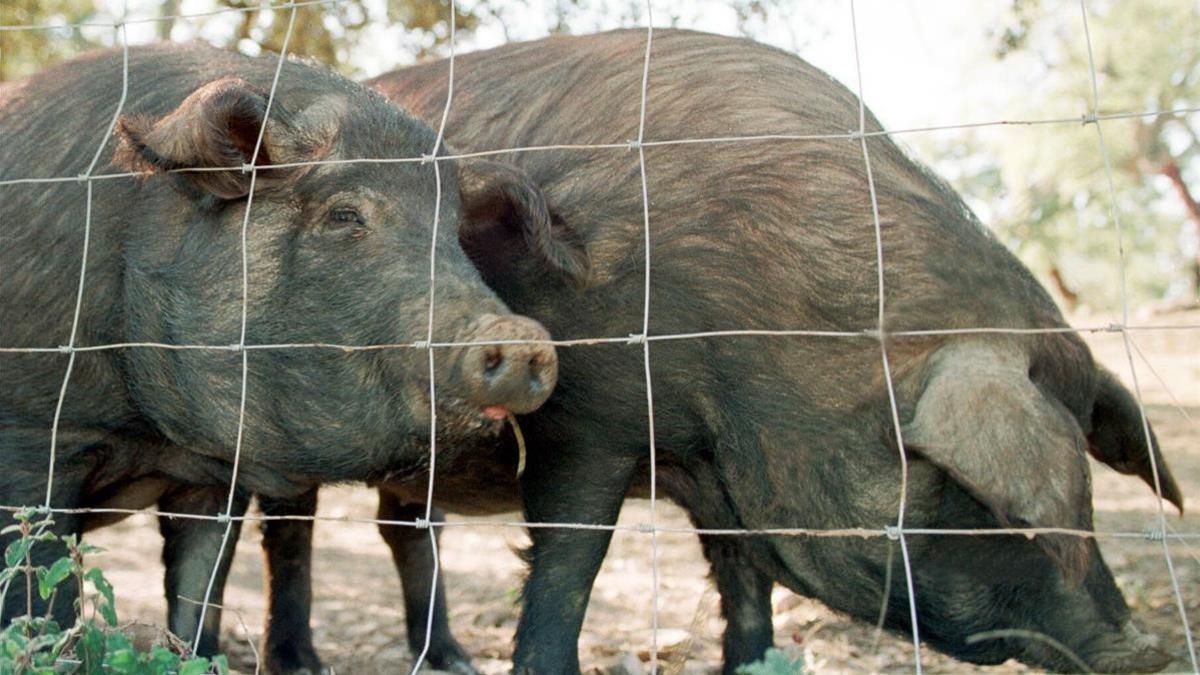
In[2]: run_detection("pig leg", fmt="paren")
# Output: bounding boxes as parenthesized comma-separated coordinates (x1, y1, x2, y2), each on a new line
(701, 535, 775, 673)
(158, 485, 249, 656)
(512, 437, 641, 673)
(376, 490, 478, 675)
(0, 428, 89, 628)
(663, 461, 776, 671)
(0, 508, 84, 630)
(257, 488, 326, 675)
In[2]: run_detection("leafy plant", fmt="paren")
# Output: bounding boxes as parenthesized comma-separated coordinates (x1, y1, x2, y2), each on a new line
(735, 648, 805, 675)
(0, 509, 227, 674)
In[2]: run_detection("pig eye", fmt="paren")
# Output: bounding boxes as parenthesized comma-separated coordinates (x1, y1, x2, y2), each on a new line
(327, 207, 365, 228)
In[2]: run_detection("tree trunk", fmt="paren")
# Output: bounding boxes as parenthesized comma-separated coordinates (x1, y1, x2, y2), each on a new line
(1160, 160, 1200, 299)
(157, 0, 180, 40)
(1047, 265, 1080, 312)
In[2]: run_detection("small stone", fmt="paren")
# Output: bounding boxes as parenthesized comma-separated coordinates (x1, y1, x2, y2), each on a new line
(602, 652, 646, 675)
(635, 628, 692, 660)
(472, 605, 515, 628)
(125, 621, 171, 652)
(374, 642, 409, 664)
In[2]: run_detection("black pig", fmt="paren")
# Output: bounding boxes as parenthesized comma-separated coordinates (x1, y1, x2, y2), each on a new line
(180, 30, 1185, 673)
(0, 42, 564, 633)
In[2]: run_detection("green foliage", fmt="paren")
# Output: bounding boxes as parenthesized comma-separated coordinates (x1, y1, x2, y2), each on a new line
(0, 0, 105, 80)
(0, 510, 225, 675)
(950, 0, 1200, 309)
(735, 648, 805, 675)
(0, 0, 480, 80)
(211, 0, 480, 75)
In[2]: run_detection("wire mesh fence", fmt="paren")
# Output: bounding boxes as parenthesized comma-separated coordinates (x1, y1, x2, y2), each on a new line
(0, 0, 1197, 673)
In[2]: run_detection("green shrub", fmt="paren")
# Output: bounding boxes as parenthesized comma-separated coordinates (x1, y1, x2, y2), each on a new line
(0, 509, 227, 674)
(735, 648, 806, 675)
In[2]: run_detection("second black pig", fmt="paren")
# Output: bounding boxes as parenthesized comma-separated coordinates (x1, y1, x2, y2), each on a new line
(176, 30, 1184, 674)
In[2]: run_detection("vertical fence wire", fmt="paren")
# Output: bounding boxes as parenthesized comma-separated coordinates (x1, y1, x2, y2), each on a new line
(10, 0, 132, 630)
(847, 1, 923, 671)
(43, 4, 130, 513)
(192, 4, 300, 658)
(633, 3, 662, 669)
(411, 0, 458, 669)
(0, 1, 1195, 672)
(1077, 2, 1198, 670)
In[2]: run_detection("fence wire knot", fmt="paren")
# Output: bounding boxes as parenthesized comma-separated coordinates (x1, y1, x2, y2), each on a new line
(216, 512, 231, 524)
(626, 139, 641, 151)
(414, 518, 431, 530)
(1080, 112, 1099, 125)
(420, 153, 435, 165)
(626, 333, 646, 345)
(412, 339, 430, 350)
(635, 522, 655, 533)
(240, 163, 254, 174)
(1143, 528, 1165, 542)
(56, 345, 72, 354)
(75, 173, 88, 183)
(1105, 322, 1124, 333)
(885, 525, 902, 541)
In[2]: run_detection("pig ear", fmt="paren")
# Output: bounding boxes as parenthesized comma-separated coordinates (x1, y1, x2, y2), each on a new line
(901, 341, 1094, 585)
(1087, 367, 1184, 513)
(458, 160, 590, 288)
(113, 77, 301, 200)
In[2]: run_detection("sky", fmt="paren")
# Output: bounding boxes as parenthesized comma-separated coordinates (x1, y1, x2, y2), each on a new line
(74, 0, 1114, 196)
(80, 0, 1038, 133)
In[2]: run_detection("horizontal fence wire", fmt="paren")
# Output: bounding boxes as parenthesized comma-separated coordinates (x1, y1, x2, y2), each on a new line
(0, 0, 1197, 672)
(1, 106, 1198, 188)
(0, 503, 1196, 541)
(188, 0, 300, 655)
(1, 324, 1198, 354)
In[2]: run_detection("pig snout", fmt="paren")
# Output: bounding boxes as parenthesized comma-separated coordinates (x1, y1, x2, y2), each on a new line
(455, 314, 557, 416)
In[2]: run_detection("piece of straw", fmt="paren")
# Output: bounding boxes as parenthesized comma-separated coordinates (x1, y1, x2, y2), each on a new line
(507, 411, 527, 478)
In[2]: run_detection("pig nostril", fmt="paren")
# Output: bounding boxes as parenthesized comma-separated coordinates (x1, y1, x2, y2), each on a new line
(483, 348, 503, 374)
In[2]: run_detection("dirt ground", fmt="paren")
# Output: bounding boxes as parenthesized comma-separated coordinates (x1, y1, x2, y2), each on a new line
(90, 309, 1199, 674)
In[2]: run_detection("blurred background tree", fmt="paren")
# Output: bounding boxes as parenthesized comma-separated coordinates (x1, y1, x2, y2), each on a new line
(1, 0, 105, 79)
(2, 0, 786, 79)
(920, 0, 1198, 311)
(2, 0, 1195, 311)
(1, 0, 482, 79)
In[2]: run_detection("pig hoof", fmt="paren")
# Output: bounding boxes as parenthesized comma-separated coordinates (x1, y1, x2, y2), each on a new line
(425, 649, 480, 675)
(262, 645, 325, 675)
(271, 668, 329, 675)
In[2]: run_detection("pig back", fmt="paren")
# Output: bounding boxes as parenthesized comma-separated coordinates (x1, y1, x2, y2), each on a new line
(373, 28, 1067, 350)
